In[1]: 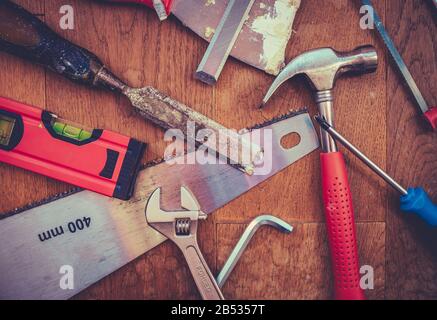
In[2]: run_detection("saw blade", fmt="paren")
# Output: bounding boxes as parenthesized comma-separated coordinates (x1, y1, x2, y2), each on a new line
(1, 108, 308, 219)
(0, 111, 318, 299)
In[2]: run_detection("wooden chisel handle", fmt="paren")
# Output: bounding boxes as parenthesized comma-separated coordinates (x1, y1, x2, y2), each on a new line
(0, 0, 125, 92)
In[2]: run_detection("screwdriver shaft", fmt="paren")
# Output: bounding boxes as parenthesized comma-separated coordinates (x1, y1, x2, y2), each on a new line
(315, 116, 408, 195)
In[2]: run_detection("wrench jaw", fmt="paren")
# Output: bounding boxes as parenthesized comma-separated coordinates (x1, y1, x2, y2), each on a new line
(180, 186, 201, 212)
(144, 186, 224, 300)
(145, 187, 206, 223)
(145, 186, 208, 241)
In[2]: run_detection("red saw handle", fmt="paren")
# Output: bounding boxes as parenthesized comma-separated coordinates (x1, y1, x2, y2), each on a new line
(320, 152, 365, 300)
(424, 107, 437, 130)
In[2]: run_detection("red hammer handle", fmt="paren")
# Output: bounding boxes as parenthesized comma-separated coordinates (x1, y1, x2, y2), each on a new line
(424, 107, 437, 130)
(320, 152, 365, 300)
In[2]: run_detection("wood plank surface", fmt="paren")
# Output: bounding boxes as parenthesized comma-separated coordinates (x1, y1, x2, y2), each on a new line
(0, 0, 435, 299)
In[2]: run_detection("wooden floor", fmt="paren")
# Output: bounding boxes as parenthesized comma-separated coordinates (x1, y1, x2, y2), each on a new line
(0, 0, 436, 299)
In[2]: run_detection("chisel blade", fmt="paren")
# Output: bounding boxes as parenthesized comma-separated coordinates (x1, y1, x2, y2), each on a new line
(195, 0, 256, 84)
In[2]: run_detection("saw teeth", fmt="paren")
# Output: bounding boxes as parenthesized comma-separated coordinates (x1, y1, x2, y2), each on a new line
(1, 109, 309, 217)
(250, 107, 309, 130)
(1, 188, 82, 220)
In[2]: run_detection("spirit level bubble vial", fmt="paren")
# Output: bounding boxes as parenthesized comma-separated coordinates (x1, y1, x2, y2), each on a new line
(0, 97, 146, 200)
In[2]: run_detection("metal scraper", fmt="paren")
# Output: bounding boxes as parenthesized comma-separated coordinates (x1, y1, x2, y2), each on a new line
(103, 0, 302, 75)
(0, 111, 319, 299)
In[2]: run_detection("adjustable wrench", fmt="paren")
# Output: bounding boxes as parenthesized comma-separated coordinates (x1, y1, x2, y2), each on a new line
(145, 186, 224, 300)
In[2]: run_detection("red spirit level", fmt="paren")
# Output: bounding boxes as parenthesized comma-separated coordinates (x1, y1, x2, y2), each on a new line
(0, 97, 146, 200)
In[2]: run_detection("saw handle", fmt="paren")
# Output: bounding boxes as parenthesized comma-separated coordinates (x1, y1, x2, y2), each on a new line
(320, 152, 365, 300)
(424, 107, 437, 130)
(0, 1, 124, 92)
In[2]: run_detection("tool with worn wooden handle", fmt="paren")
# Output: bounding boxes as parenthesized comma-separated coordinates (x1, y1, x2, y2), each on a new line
(0, 0, 261, 174)
(261, 46, 378, 300)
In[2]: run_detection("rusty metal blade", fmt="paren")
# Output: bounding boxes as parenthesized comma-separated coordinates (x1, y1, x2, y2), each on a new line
(0, 112, 318, 299)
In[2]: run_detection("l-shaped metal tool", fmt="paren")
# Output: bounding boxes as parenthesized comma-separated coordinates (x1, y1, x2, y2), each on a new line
(216, 215, 293, 288)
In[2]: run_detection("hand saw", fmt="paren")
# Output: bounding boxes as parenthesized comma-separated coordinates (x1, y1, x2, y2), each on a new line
(101, 0, 302, 75)
(0, 111, 318, 299)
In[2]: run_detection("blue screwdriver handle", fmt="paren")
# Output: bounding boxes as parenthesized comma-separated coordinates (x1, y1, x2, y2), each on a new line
(400, 188, 437, 226)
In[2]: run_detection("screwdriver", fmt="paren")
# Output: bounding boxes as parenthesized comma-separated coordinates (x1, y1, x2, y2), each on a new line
(315, 115, 437, 226)
(361, 0, 437, 130)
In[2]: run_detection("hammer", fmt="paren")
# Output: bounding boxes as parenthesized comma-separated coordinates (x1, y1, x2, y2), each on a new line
(261, 46, 378, 300)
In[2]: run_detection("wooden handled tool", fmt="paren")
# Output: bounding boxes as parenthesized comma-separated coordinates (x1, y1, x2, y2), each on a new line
(0, 0, 262, 174)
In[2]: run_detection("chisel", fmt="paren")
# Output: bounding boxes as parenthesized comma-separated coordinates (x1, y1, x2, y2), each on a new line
(361, 0, 437, 130)
(0, 0, 262, 175)
(316, 115, 437, 226)
(195, 0, 256, 85)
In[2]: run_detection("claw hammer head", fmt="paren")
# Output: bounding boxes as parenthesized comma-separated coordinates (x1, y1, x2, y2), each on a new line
(260, 46, 378, 107)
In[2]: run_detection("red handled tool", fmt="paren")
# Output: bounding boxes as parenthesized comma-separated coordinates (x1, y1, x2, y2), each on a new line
(261, 46, 378, 299)
(318, 114, 364, 300)
(320, 152, 363, 299)
(316, 115, 437, 226)
(104, 0, 174, 20)
(0, 97, 146, 200)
